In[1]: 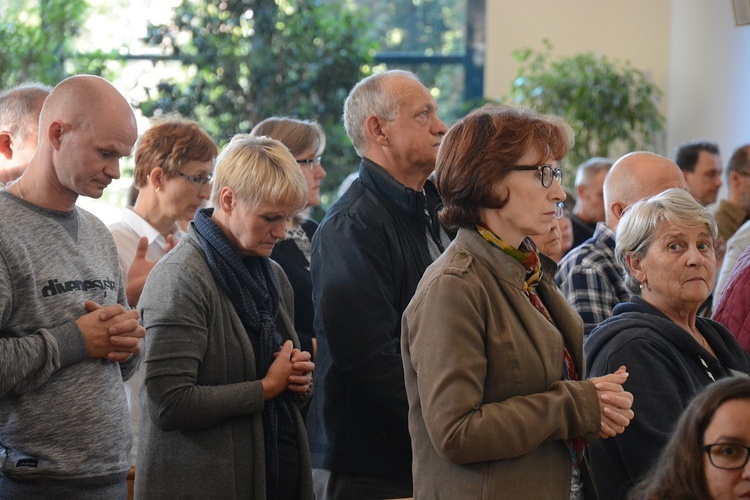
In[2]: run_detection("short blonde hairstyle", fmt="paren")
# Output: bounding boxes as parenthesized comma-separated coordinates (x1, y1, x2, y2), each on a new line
(615, 188, 717, 294)
(212, 134, 308, 212)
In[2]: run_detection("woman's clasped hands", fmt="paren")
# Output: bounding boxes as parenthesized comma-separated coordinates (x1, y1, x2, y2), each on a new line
(262, 340, 314, 400)
(590, 365, 634, 439)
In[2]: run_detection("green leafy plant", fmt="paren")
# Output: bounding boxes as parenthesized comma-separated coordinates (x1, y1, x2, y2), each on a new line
(138, 0, 377, 216)
(0, 0, 114, 88)
(506, 39, 664, 182)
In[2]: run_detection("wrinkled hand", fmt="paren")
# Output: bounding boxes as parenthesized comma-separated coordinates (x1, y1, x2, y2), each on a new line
(77, 300, 146, 363)
(590, 365, 634, 438)
(287, 348, 314, 395)
(126, 235, 177, 307)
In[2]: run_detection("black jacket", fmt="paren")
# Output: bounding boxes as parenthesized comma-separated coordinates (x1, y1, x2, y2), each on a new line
(584, 297, 750, 500)
(270, 218, 318, 357)
(308, 157, 447, 479)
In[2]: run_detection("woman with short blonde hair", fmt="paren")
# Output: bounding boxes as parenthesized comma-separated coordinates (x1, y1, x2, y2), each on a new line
(137, 135, 314, 500)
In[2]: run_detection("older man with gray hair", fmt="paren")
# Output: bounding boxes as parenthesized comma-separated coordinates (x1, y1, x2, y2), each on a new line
(308, 69, 449, 499)
(570, 157, 613, 250)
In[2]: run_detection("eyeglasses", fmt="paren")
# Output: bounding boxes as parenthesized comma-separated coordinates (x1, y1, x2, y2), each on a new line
(296, 156, 322, 170)
(703, 443, 750, 470)
(178, 172, 213, 186)
(513, 164, 563, 188)
(555, 202, 565, 220)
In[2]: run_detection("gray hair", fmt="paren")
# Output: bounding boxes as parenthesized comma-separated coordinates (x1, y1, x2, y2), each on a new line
(615, 188, 718, 294)
(0, 82, 52, 144)
(343, 69, 420, 156)
(574, 157, 613, 187)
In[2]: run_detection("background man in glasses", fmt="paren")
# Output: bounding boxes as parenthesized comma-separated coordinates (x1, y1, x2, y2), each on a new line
(713, 144, 750, 243)
(308, 69, 450, 499)
(555, 152, 686, 337)
(675, 140, 723, 207)
(713, 144, 750, 305)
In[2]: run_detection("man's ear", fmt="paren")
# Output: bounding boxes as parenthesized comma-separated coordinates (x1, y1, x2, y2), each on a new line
(729, 170, 742, 190)
(611, 201, 626, 222)
(366, 115, 390, 147)
(48, 121, 64, 150)
(0, 131, 12, 160)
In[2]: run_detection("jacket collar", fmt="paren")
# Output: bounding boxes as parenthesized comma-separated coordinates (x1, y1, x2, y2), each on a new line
(455, 227, 558, 289)
(359, 157, 431, 216)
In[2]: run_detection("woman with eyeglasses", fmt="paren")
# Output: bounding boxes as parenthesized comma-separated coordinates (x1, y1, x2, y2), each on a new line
(108, 117, 217, 491)
(585, 188, 750, 500)
(251, 117, 327, 359)
(136, 135, 314, 499)
(401, 105, 634, 499)
(629, 376, 750, 500)
(110, 117, 217, 305)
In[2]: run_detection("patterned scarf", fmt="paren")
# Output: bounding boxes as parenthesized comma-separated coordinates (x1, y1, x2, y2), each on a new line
(477, 224, 585, 465)
(193, 208, 289, 482)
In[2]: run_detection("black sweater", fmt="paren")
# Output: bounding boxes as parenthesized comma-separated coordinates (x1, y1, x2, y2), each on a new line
(584, 296, 750, 500)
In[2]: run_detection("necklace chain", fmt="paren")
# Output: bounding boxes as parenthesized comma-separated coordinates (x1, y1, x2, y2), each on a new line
(15, 179, 24, 200)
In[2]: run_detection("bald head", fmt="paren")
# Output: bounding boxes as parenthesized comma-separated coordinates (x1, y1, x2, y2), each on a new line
(19, 75, 138, 211)
(40, 75, 136, 136)
(603, 152, 687, 229)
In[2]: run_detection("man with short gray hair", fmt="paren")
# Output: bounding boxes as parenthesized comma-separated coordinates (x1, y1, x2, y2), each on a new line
(308, 69, 449, 499)
(570, 157, 613, 250)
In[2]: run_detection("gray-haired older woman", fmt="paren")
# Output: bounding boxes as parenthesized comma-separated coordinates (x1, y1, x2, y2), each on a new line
(136, 135, 315, 500)
(586, 187, 750, 500)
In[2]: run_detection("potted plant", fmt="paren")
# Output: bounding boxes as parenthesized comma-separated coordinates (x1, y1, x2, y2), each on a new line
(504, 39, 664, 183)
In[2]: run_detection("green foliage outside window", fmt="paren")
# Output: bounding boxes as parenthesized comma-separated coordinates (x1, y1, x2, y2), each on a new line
(0, 0, 112, 87)
(138, 0, 377, 216)
(0, 0, 469, 215)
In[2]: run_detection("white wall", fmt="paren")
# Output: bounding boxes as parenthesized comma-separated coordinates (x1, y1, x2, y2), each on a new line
(667, 0, 750, 164)
(483, 0, 750, 164)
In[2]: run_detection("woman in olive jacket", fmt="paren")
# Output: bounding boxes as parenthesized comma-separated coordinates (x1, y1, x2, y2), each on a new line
(401, 105, 634, 500)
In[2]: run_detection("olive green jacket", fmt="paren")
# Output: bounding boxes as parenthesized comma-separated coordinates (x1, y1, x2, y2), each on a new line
(402, 227, 600, 499)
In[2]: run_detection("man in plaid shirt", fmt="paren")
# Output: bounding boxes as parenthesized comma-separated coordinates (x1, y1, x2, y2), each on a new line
(556, 152, 687, 338)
